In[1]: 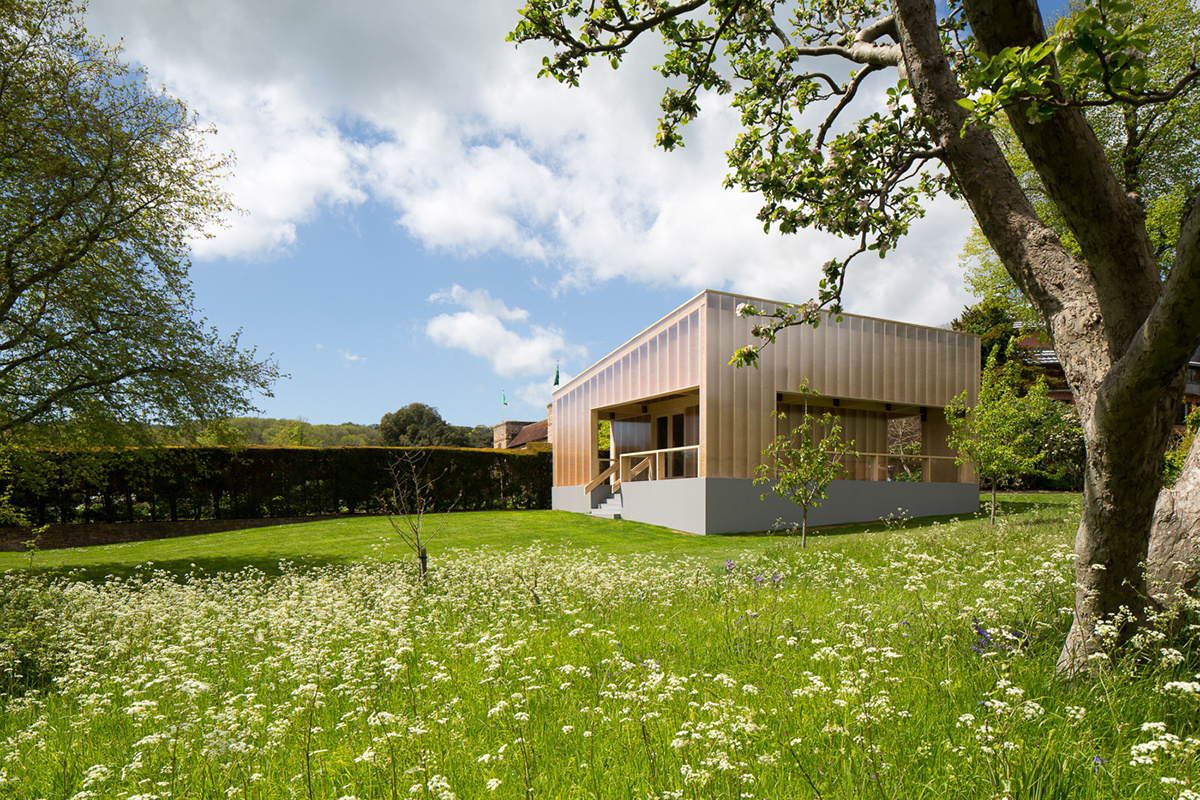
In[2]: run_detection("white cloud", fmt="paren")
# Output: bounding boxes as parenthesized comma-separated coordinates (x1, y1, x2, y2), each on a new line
(338, 350, 366, 365)
(87, 0, 974, 322)
(515, 374, 571, 412)
(425, 286, 584, 378)
(428, 285, 529, 323)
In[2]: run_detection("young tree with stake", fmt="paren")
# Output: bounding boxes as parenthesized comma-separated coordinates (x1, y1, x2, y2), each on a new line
(755, 384, 858, 548)
(382, 450, 460, 582)
(946, 343, 1059, 526)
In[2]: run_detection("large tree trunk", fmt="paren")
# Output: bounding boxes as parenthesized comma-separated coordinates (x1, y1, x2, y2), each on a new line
(893, 0, 1200, 676)
(1147, 434, 1200, 606)
(1055, 382, 1181, 673)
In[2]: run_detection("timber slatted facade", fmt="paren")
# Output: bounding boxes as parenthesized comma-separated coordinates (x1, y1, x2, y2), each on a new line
(550, 290, 981, 534)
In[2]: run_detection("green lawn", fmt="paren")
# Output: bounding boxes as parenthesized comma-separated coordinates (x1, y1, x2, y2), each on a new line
(14, 492, 1193, 800)
(0, 493, 1079, 581)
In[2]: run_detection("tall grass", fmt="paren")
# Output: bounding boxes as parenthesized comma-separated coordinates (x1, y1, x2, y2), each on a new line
(1, 496, 1198, 798)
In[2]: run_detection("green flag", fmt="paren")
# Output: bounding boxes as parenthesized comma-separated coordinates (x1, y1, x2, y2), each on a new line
(502, 391, 507, 406)
(553, 361, 560, 387)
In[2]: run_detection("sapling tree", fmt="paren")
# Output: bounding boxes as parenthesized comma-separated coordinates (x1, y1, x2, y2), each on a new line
(947, 343, 1060, 526)
(755, 385, 858, 547)
(381, 450, 460, 581)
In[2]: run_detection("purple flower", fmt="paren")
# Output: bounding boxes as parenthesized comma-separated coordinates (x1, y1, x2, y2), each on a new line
(971, 618, 1030, 654)
(724, 559, 736, 574)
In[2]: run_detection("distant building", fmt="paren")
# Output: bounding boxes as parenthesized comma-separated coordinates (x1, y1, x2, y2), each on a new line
(1022, 338, 1200, 421)
(493, 419, 550, 449)
(550, 290, 982, 534)
(493, 420, 533, 449)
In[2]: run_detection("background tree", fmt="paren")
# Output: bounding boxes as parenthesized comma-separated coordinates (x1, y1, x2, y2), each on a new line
(887, 415, 923, 480)
(1036, 403, 1087, 490)
(947, 344, 1061, 525)
(511, 0, 1200, 674)
(467, 424, 495, 449)
(755, 385, 858, 547)
(268, 418, 309, 447)
(379, 403, 456, 447)
(0, 0, 276, 440)
(221, 418, 382, 447)
(950, 297, 1036, 373)
(379, 403, 489, 448)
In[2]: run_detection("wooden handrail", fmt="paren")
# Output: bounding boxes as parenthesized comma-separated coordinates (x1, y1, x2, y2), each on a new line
(620, 445, 699, 459)
(583, 461, 619, 494)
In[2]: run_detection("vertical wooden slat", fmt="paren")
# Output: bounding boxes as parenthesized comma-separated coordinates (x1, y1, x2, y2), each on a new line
(553, 290, 980, 487)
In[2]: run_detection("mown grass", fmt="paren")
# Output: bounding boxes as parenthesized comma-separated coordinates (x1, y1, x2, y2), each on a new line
(2, 492, 1198, 799)
(0, 494, 1075, 581)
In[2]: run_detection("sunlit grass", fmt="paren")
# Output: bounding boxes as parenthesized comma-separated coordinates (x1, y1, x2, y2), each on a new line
(2, 493, 1198, 798)
(2, 509, 830, 581)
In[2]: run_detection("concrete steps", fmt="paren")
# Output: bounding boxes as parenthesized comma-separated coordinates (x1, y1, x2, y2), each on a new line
(591, 493, 623, 519)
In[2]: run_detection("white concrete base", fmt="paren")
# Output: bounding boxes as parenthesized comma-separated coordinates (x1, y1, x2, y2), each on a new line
(552, 478, 979, 534)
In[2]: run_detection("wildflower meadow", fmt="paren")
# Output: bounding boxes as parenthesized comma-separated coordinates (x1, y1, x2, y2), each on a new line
(1, 496, 1198, 799)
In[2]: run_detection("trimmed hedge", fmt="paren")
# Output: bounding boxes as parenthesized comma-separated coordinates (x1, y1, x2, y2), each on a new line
(4, 446, 550, 525)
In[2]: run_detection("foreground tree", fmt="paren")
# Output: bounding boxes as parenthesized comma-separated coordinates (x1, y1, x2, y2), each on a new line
(0, 0, 276, 440)
(510, 0, 1200, 673)
(961, 0, 1200, 329)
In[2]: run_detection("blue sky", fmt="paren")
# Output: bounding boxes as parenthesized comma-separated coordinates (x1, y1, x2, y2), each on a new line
(86, 0, 1071, 428)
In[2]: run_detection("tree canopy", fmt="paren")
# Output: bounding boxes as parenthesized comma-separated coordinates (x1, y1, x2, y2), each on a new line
(510, 0, 1200, 673)
(950, 297, 1035, 373)
(960, 0, 1200, 331)
(217, 417, 383, 448)
(379, 403, 492, 448)
(0, 0, 276, 442)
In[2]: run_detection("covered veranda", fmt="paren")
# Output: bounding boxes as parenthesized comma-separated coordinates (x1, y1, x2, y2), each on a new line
(551, 290, 980, 534)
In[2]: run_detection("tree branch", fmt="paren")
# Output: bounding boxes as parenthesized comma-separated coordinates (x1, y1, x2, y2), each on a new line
(1109, 191, 1200, 413)
(893, 0, 1097, 361)
(793, 41, 902, 68)
(965, 0, 1160, 352)
(816, 64, 882, 148)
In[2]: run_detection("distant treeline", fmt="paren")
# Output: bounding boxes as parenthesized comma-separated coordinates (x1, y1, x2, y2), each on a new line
(217, 404, 496, 449)
(224, 417, 383, 447)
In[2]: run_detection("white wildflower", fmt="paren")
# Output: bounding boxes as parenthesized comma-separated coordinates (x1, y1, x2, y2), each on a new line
(1161, 648, 1186, 666)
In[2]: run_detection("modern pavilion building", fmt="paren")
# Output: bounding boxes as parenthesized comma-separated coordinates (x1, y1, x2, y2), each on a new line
(550, 290, 981, 534)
